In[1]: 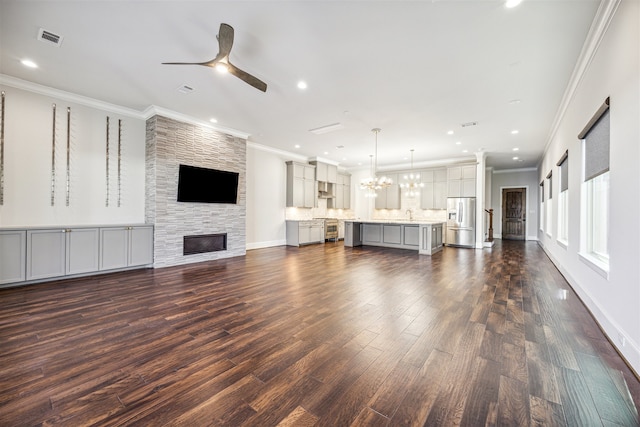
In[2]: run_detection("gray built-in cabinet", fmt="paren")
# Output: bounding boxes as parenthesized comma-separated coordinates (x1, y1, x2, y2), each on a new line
(100, 226, 154, 270)
(286, 161, 316, 208)
(310, 161, 338, 184)
(374, 173, 401, 209)
(420, 168, 448, 210)
(0, 230, 27, 285)
(328, 173, 351, 209)
(285, 220, 324, 246)
(448, 165, 476, 197)
(0, 224, 153, 287)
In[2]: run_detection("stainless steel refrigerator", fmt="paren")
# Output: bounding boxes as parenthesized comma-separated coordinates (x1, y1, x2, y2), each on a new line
(446, 197, 476, 248)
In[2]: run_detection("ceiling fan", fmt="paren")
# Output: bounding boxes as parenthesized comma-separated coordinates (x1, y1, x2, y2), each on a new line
(163, 23, 267, 92)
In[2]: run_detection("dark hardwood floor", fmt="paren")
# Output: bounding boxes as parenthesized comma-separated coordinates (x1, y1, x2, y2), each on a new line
(0, 240, 638, 426)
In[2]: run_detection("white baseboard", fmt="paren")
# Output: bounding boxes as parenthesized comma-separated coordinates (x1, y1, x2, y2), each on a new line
(492, 233, 538, 241)
(246, 239, 286, 250)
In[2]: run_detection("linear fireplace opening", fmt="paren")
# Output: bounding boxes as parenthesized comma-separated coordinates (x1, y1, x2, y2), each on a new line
(183, 233, 227, 255)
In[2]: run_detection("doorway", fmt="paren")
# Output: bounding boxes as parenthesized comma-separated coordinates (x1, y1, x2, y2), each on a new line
(502, 188, 526, 240)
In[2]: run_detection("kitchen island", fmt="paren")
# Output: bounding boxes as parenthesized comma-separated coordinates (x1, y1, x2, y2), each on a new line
(344, 220, 444, 255)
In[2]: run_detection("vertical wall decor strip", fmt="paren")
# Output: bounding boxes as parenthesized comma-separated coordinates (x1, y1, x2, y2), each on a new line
(0, 91, 5, 206)
(106, 116, 110, 207)
(118, 119, 122, 207)
(51, 103, 56, 206)
(66, 107, 71, 206)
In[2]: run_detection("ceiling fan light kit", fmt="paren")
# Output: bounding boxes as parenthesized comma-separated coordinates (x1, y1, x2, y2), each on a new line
(162, 23, 267, 92)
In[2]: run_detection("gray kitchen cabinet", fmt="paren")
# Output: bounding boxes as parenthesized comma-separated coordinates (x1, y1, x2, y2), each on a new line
(421, 168, 447, 209)
(328, 173, 351, 209)
(310, 161, 338, 184)
(286, 220, 324, 246)
(448, 165, 476, 197)
(286, 161, 316, 208)
(26, 227, 99, 280)
(419, 223, 444, 255)
(374, 174, 400, 210)
(100, 226, 154, 271)
(344, 221, 362, 247)
(0, 230, 26, 285)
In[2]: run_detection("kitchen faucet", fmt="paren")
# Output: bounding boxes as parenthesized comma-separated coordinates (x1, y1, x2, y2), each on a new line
(406, 209, 413, 221)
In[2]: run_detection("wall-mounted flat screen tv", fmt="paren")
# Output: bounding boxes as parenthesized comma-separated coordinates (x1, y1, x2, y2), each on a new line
(177, 164, 239, 204)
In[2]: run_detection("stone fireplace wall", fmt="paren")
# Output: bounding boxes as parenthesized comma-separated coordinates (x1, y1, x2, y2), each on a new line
(145, 115, 246, 268)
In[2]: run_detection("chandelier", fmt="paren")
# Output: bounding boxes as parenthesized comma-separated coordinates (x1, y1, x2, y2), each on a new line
(399, 149, 424, 198)
(360, 128, 392, 197)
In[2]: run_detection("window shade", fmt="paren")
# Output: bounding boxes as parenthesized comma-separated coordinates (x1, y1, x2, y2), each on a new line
(557, 150, 568, 192)
(580, 100, 610, 182)
(540, 181, 544, 202)
(547, 171, 553, 199)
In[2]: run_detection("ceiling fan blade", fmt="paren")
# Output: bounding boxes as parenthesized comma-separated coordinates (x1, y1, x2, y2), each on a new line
(227, 62, 267, 92)
(217, 23, 234, 57)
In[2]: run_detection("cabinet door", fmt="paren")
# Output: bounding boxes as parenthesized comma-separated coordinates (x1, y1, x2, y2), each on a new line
(448, 180, 462, 197)
(434, 182, 448, 209)
(298, 225, 311, 244)
(129, 226, 153, 266)
(448, 166, 462, 180)
(303, 179, 315, 208)
(362, 223, 382, 243)
(386, 184, 401, 209)
(304, 165, 316, 180)
(434, 168, 447, 182)
(315, 162, 328, 181)
(462, 165, 476, 179)
(289, 177, 304, 207)
(344, 184, 351, 209)
(462, 179, 476, 197)
(26, 229, 66, 280)
(327, 164, 338, 183)
(420, 183, 435, 209)
(0, 231, 26, 284)
(100, 227, 129, 271)
(309, 225, 323, 243)
(335, 184, 344, 209)
(421, 170, 434, 183)
(67, 228, 100, 275)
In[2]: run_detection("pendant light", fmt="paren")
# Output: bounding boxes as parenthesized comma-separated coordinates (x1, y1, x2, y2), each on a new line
(400, 149, 424, 198)
(360, 128, 392, 197)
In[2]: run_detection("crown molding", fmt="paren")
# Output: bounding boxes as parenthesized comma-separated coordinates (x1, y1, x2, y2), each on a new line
(142, 105, 250, 139)
(246, 141, 308, 162)
(492, 167, 537, 175)
(0, 74, 144, 118)
(0, 74, 251, 139)
(542, 0, 621, 156)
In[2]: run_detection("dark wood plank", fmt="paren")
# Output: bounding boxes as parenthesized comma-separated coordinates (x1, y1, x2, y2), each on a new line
(0, 240, 637, 426)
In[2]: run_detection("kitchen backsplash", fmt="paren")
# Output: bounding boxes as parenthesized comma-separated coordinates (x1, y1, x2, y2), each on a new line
(285, 198, 356, 220)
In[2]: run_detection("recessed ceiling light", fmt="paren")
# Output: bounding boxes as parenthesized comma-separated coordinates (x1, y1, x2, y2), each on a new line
(447, 130, 454, 135)
(342, 157, 347, 161)
(513, 147, 519, 151)
(511, 130, 519, 134)
(323, 151, 329, 155)
(462, 149, 468, 153)
(455, 141, 462, 145)
(209, 118, 218, 123)
(508, 99, 522, 105)
(505, 0, 523, 8)
(358, 162, 362, 166)
(297, 81, 308, 90)
(513, 156, 519, 160)
(294, 144, 300, 149)
(21, 59, 38, 68)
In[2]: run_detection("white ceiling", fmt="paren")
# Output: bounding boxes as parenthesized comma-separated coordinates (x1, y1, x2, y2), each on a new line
(0, 0, 600, 171)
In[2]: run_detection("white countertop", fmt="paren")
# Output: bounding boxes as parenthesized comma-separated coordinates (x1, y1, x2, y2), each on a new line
(344, 219, 444, 225)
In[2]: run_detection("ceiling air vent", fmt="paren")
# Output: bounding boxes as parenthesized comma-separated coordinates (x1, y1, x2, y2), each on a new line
(177, 85, 194, 94)
(37, 28, 63, 46)
(461, 121, 478, 128)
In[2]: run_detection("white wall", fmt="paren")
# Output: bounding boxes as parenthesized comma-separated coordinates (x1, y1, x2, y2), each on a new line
(490, 168, 539, 240)
(0, 85, 146, 227)
(537, 0, 640, 374)
(245, 144, 288, 249)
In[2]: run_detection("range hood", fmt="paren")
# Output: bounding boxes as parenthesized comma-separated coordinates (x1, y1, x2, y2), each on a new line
(317, 181, 335, 199)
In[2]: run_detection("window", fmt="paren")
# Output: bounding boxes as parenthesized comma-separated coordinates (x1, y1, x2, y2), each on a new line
(539, 181, 544, 232)
(557, 151, 569, 245)
(546, 171, 553, 235)
(579, 98, 610, 273)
